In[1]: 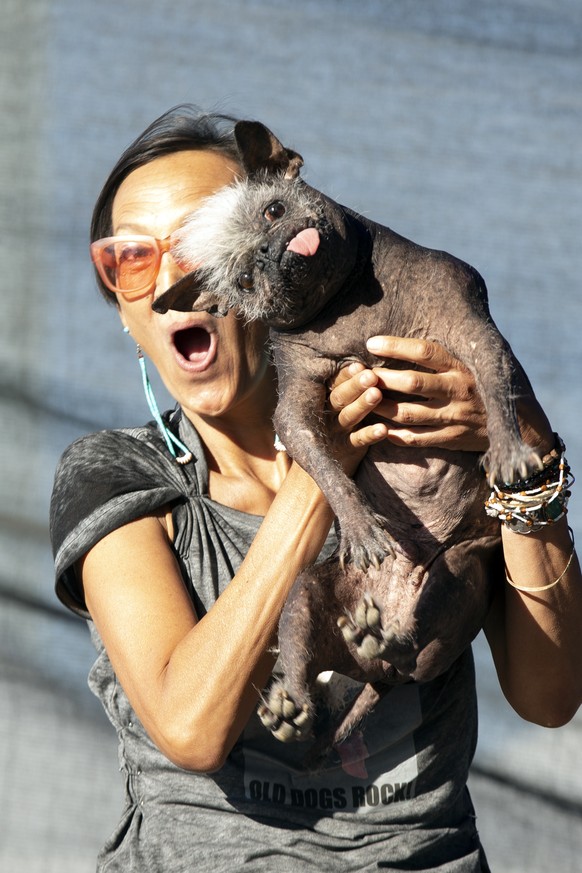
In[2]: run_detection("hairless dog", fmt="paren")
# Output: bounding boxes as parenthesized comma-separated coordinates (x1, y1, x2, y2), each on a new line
(153, 121, 540, 766)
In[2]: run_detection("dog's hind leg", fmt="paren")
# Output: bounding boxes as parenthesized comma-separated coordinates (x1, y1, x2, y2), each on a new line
(257, 561, 356, 743)
(257, 566, 330, 742)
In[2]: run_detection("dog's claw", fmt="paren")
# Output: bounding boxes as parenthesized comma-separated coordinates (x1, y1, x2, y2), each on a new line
(338, 530, 393, 572)
(336, 510, 394, 571)
(485, 445, 542, 486)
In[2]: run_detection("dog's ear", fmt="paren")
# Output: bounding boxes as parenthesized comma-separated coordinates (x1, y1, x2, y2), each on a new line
(152, 272, 205, 314)
(234, 121, 303, 180)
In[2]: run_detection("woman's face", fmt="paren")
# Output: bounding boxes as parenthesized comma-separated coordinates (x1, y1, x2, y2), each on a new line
(112, 150, 273, 425)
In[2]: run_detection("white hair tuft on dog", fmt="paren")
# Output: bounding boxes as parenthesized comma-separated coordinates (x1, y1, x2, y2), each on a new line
(172, 181, 251, 278)
(170, 176, 324, 321)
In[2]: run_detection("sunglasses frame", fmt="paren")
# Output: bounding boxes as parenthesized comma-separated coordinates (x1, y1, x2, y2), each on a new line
(90, 234, 173, 296)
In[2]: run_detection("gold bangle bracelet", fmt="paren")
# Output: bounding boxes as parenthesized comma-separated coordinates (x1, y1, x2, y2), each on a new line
(505, 530, 576, 593)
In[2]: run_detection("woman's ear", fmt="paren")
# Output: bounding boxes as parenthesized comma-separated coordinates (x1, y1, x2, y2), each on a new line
(117, 308, 130, 335)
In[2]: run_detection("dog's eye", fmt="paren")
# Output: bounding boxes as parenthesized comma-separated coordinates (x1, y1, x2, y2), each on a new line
(238, 272, 254, 291)
(264, 201, 286, 222)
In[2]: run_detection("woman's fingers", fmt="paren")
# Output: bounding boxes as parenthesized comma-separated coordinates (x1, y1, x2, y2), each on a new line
(329, 336, 552, 457)
(348, 421, 389, 449)
(375, 370, 488, 451)
(366, 335, 461, 373)
(330, 336, 491, 452)
(329, 364, 384, 430)
(363, 336, 489, 449)
(372, 365, 481, 414)
(326, 364, 388, 471)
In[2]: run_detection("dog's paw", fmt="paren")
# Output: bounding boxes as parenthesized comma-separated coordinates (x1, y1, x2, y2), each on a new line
(257, 683, 313, 743)
(338, 514, 394, 571)
(484, 444, 542, 486)
(337, 594, 417, 674)
(337, 593, 390, 659)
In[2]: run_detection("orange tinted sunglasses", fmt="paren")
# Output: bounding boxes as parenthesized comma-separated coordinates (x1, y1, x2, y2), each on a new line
(90, 235, 174, 296)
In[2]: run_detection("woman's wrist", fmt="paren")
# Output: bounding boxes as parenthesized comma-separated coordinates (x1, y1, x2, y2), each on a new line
(485, 433, 573, 535)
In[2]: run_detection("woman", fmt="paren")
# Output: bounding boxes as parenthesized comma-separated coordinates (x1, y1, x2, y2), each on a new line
(50, 105, 582, 872)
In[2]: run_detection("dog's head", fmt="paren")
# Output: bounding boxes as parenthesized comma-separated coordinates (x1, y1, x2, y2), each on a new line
(153, 121, 359, 328)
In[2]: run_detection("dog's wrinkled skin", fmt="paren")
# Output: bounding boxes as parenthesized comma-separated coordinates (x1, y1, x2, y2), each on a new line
(154, 122, 540, 766)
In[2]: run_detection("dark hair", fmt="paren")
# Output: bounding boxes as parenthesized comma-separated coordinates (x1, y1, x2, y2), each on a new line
(91, 104, 241, 303)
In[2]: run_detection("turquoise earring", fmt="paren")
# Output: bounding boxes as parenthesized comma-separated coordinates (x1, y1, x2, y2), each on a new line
(124, 327, 192, 464)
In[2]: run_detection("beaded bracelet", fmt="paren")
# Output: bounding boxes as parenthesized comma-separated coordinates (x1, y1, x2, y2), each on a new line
(505, 528, 576, 593)
(484, 434, 575, 534)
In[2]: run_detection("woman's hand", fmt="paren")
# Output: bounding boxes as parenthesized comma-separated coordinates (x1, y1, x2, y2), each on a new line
(325, 361, 389, 475)
(330, 335, 489, 454)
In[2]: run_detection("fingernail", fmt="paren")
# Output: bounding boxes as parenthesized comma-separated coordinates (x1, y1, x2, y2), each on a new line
(366, 337, 384, 352)
(361, 373, 378, 390)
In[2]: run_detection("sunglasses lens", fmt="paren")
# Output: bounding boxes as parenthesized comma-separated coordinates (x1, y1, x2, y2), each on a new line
(98, 239, 158, 293)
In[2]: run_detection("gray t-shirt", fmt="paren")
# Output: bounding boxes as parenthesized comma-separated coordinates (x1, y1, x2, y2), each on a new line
(50, 410, 490, 872)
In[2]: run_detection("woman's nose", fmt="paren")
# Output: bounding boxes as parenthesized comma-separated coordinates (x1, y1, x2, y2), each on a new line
(154, 251, 185, 298)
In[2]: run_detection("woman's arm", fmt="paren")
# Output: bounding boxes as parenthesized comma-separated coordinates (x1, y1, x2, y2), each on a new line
(79, 386, 386, 773)
(81, 465, 334, 772)
(485, 518, 582, 726)
(332, 335, 582, 726)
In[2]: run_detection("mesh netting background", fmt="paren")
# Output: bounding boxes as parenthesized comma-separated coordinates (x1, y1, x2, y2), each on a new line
(1, 1, 581, 870)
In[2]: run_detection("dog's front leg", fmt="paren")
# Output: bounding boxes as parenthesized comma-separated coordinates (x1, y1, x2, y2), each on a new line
(273, 354, 392, 570)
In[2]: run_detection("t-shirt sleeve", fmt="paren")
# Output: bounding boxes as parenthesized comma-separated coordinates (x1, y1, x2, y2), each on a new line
(50, 428, 190, 617)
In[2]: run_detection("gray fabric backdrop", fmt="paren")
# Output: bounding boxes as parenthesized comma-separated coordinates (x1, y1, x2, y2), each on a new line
(1, 1, 581, 870)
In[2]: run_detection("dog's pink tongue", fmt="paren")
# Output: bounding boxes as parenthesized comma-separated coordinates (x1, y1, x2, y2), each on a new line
(286, 227, 320, 256)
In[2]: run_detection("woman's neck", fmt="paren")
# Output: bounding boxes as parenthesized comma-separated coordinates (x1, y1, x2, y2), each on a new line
(198, 419, 292, 514)
(182, 386, 292, 513)
(194, 410, 279, 469)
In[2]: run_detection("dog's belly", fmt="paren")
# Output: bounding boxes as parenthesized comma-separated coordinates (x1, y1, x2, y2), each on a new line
(355, 442, 494, 548)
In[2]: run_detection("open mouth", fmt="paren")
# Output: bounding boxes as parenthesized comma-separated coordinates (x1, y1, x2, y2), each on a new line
(172, 325, 215, 369)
